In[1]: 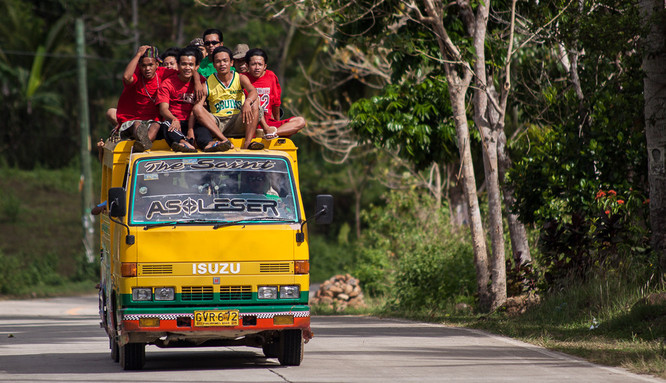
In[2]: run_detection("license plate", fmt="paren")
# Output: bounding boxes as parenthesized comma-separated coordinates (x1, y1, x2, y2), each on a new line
(193, 310, 239, 327)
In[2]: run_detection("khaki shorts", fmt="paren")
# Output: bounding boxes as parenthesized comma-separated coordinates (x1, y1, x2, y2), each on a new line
(214, 113, 246, 137)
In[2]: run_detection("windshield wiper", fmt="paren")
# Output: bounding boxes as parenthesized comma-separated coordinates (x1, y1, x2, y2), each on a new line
(213, 217, 294, 230)
(251, 216, 295, 222)
(213, 219, 250, 230)
(143, 219, 222, 230)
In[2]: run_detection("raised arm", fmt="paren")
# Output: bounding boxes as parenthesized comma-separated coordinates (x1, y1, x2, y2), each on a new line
(123, 45, 151, 85)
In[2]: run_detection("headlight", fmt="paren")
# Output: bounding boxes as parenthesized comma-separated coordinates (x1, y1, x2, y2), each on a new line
(132, 287, 152, 301)
(280, 285, 300, 299)
(257, 286, 278, 299)
(154, 287, 175, 301)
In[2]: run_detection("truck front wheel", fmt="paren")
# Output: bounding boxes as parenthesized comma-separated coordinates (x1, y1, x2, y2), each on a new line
(278, 329, 303, 366)
(119, 342, 145, 370)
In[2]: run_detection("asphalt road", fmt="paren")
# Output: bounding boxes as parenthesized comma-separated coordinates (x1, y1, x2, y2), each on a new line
(0, 295, 663, 383)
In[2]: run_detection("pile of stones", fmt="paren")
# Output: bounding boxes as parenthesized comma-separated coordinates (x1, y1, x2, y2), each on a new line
(311, 274, 366, 311)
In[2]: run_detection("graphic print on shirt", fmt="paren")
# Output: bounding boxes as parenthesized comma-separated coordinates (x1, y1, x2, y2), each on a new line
(256, 87, 271, 113)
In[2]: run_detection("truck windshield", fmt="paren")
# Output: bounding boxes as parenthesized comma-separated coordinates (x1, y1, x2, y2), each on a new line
(129, 156, 299, 226)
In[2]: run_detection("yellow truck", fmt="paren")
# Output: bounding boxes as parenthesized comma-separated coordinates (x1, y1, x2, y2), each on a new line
(97, 138, 332, 370)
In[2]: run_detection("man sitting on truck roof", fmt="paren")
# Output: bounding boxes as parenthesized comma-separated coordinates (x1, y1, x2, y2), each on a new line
(115, 45, 174, 152)
(245, 48, 306, 138)
(192, 46, 263, 151)
(156, 47, 208, 152)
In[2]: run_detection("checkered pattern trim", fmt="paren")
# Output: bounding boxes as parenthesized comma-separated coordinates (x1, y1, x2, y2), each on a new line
(123, 311, 310, 321)
(124, 313, 192, 321)
(252, 311, 310, 319)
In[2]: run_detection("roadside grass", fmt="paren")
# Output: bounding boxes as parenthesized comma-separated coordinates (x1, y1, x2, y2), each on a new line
(314, 274, 666, 379)
(0, 164, 100, 299)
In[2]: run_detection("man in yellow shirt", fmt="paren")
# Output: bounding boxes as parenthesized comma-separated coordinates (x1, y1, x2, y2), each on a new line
(192, 46, 262, 150)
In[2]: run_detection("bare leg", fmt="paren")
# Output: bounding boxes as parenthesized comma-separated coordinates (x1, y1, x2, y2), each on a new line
(106, 108, 118, 127)
(276, 116, 306, 138)
(242, 103, 260, 149)
(147, 122, 161, 141)
(192, 104, 229, 150)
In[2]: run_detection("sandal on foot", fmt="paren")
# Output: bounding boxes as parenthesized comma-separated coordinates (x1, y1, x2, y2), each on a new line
(247, 141, 264, 150)
(171, 142, 196, 153)
(264, 128, 278, 140)
(204, 140, 232, 152)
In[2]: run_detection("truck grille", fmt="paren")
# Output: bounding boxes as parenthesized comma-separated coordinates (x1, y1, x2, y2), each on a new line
(181, 286, 214, 301)
(220, 285, 252, 300)
(141, 264, 173, 275)
(259, 263, 290, 273)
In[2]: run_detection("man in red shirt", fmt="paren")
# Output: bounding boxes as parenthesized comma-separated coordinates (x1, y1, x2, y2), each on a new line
(156, 47, 207, 152)
(244, 48, 305, 138)
(116, 45, 174, 151)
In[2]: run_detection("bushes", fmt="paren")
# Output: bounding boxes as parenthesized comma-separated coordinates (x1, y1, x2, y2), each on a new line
(350, 190, 476, 310)
(0, 250, 64, 295)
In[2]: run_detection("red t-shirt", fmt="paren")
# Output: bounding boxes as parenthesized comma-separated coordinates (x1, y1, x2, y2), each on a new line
(116, 67, 175, 124)
(245, 70, 281, 121)
(156, 73, 204, 121)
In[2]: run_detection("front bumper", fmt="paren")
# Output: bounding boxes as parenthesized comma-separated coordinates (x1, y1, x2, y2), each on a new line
(118, 305, 310, 345)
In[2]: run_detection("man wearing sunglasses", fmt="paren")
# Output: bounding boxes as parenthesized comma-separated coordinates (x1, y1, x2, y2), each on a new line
(198, 28, 224, 78)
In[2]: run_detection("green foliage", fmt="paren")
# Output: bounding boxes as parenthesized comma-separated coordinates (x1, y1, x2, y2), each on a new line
(350, 190, 476, 308)
(0, 250, 64, 295)
(0, 0, 75, 168)
(0, 165, 98, 298)
(309, 234, 356, 283)
(394, 238, 476, 311)
(348, 77, 471, 170)
(506, 1, 649, 286)
(0, 190, 22, 223)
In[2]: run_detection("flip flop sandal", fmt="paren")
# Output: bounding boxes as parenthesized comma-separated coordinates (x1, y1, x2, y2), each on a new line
(247, 141, 265, 150)
(204, 140, 232, 152)
(264, 132, 278, 140)
(171, 142, 196, 153)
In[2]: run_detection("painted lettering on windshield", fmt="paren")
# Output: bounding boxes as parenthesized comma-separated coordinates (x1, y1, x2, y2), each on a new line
(144, 198, 278, 220)
(143, 159, 276, 173)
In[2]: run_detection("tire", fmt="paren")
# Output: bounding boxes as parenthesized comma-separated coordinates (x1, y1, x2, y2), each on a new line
(119, 342, 145, 370)
(278, 329, 303, 366)
(110, 336, 119, 363)
(262, 341, 279, 358)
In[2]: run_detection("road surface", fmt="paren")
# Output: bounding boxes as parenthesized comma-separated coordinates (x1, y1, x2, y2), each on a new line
(0, 295, 662, 382)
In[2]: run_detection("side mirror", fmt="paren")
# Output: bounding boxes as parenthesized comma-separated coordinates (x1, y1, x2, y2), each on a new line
(314, 194, 334, 225)
(108, 187, 126, 218)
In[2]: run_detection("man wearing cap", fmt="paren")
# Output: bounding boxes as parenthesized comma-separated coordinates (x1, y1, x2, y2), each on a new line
(115, 45, 176, 151)
(198, 29, 224, 78)
(232, 44, 250, 74)
(189, 37, 207, 60)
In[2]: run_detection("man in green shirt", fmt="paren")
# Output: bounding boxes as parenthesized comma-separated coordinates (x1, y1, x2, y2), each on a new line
(198, 28, 223, 78)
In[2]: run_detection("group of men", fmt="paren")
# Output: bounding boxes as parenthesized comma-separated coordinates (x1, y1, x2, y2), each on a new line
(105, 28, 305, 153)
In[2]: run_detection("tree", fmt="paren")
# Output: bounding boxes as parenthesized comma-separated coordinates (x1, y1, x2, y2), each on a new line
(640, 0, 666, 273)
(0, 0, 74, 168)
(263, 0, 549, 311)
(508, 1, 649, 283)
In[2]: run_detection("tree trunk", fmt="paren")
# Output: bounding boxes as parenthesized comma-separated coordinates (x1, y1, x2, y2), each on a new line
(472, 3, 506, 311)
(277, 22, 297, 85)
(498, 130, 532, 267)
(640, 0, 666, 273)
(422, 0, 493, 310)
(446, 163, 468, 229)
(450, 90, 491, 310)
(478, 125, 507, 310)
